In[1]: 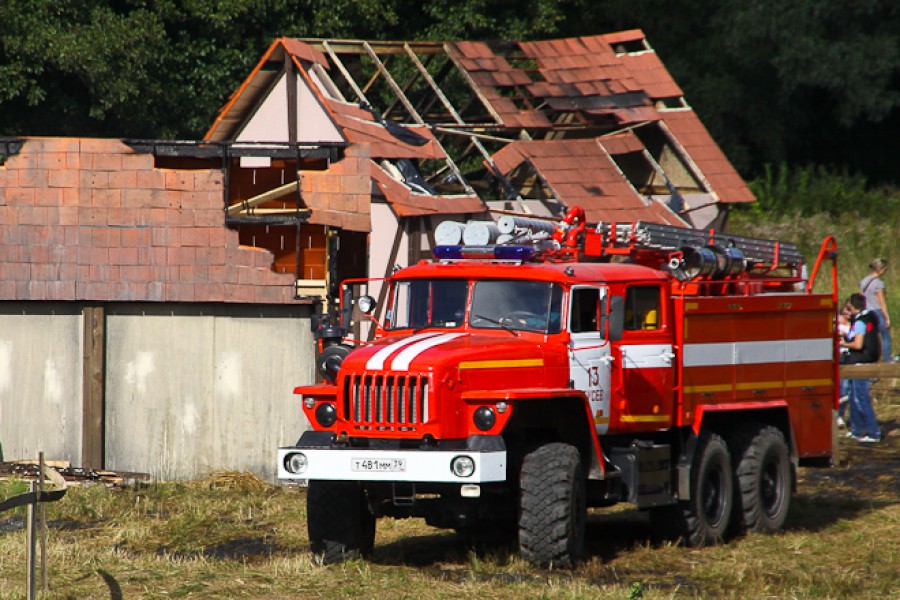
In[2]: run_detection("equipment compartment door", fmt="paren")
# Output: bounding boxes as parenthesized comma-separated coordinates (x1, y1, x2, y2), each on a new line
(568, 286, 612, 434)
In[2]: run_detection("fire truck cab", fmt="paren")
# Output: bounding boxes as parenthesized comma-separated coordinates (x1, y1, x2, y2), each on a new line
(278, 212, 838, 566)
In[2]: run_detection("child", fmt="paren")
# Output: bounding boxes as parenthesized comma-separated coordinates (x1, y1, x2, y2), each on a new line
(836, 306, 851, 427)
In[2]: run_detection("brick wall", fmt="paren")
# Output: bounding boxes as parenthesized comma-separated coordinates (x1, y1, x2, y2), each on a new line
(0, 138, 299, 304)
(299, 143, 371, 232)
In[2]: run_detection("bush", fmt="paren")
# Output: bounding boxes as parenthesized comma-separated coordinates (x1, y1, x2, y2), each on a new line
(728, 207, 899, 345)
(748, 164, 900, 219)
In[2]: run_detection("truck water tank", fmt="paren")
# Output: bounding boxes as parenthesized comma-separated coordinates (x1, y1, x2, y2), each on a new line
(463, 221, 501, 246)
(435, 220, 466, 245)
(497, 215, 558, 235)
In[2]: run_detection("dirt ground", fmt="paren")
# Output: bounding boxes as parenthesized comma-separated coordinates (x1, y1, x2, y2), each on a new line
(799, 379, 899, 501)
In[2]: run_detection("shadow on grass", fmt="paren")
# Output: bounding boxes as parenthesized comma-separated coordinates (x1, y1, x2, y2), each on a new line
(370, 488, 896, 569)
(785, 494, 898, 533)
(96, 569, 123, 600)
(373, 531, 477, 566)
(370, 510, 663, 568)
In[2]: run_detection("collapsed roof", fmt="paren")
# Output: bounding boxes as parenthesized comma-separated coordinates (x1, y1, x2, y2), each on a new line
(206, 32, 753, 228)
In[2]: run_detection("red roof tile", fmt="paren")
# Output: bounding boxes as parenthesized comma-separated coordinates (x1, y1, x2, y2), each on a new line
(617, 52, 683, 99)
(323, 98, 445, 160)
(600, 30, 647, 46)
(491, 139, 685, 225)
(599, 131, 645, 155)
(371, 166, 484, 217)
(662, 110, 754, 203)
(280, 37, 328, 68)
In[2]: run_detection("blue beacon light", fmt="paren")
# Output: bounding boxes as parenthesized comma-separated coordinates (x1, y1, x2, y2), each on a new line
(433, 245, 534, 261)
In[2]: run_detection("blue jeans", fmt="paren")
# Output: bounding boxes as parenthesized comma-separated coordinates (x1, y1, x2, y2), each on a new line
(837, 379, 850, 419)
(872, 309, 892, 362)
(848, 378, 881, 439)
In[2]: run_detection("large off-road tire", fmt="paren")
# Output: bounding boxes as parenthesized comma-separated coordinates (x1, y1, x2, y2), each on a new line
(652, 432, 733, 546)
(683, 432, 733, 545)
(731, 425, 791, 534)
(518, 443, 586, 567)
(307, 480, 375, 564)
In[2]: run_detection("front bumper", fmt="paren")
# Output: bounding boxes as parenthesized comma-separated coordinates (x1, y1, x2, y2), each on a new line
(277, 434, 507, 483)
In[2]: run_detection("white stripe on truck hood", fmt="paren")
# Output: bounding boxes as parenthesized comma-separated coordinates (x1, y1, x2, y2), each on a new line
(365, 331, 444, 371)
(390, 333, 468, 371)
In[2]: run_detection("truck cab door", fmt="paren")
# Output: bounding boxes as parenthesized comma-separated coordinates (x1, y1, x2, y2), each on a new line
(614, 284, 675, 431)
(568, 285, 613, 435)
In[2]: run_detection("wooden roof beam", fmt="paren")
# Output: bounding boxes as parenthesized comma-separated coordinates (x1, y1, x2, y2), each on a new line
(321, 40, 370, 106)
(362, 41, 473, 195)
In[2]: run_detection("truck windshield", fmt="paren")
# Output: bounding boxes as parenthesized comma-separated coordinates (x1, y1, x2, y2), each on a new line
(387, 279, 469, 330)
(470, 280, 563, 333)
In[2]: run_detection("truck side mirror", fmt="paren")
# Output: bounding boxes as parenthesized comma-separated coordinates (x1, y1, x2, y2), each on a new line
(606, 295, 625, 341)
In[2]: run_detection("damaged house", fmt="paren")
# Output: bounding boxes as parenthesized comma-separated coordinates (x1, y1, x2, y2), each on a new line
(205, 32, 753, 309)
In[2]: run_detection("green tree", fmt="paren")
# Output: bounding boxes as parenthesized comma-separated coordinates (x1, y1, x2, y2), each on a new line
(1, 0, 898, 187)
(560, 0, 900, 182)
(0, 0, 569, 138)
(0, 1, 167, 136)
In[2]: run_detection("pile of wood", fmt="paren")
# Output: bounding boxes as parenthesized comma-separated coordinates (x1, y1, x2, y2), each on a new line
(0, 460, 149, 486)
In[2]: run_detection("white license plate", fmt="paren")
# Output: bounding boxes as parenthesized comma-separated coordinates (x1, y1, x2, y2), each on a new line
(351, 457, 407, 472)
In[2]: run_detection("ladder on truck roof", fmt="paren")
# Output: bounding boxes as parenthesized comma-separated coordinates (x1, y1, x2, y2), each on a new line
(597, 221, 803, 268)
(440, 209, 805, 280)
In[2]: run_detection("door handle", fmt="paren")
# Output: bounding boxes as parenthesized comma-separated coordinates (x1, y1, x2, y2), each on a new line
(599, 355, 615, 365)
(659, 351, 675, 362)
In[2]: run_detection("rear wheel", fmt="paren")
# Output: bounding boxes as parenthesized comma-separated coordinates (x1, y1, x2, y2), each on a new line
(653, 432, 733, 546)
(733, 426, 791, 533)
(307, 480, 375, 564)
(519, 443, 586, 567)
(684, 432, 733, 545)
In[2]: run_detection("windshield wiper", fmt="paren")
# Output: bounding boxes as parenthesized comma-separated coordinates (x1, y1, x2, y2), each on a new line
(413, 321, 435, 333)
(474, 314, 519, 337)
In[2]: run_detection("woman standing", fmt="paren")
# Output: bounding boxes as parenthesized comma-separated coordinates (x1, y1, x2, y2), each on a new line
(860, 258, 892, 362)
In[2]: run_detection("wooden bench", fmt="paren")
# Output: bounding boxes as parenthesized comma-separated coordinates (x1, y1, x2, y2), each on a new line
(840, 362, 900, 380)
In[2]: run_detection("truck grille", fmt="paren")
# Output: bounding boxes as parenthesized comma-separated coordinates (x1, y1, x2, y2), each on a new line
(342, 373, 431, 427)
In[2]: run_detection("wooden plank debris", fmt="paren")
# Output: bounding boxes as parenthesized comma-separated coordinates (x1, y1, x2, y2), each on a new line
(0, 462, 150, 487)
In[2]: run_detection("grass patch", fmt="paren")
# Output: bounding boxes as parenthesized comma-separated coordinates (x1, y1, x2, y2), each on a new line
(0, 388, 897, 598)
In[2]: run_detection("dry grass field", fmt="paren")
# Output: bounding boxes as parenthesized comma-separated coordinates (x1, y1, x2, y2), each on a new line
(1, 382, 897, 599)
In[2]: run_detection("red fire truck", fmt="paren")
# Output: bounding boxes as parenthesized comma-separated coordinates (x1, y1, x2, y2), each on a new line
(278, 209, 839, 566)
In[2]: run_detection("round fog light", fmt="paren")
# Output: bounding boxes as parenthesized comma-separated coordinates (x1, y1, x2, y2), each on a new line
(315, 402, 337, 427)
(473, 406, 496, 431)
(451, 455, 475, 478)
(285, 452, 308, 475)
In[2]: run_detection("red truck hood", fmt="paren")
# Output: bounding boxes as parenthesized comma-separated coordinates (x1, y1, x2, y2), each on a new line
(343, 331, 545, 374)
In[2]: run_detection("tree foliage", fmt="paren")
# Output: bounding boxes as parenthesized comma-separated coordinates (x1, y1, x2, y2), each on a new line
(0, 0, 897, 183)
(558, 0, 900, 182)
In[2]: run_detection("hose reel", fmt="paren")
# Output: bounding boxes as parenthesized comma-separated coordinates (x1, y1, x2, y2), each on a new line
(668, 244, 746, 281)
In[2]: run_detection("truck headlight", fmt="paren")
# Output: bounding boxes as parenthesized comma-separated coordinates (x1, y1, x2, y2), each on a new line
(284, 452, 308, 475)
(473, 406, 496, 431)
(315, 402, 337, 427)
(451, 455, 475, 478)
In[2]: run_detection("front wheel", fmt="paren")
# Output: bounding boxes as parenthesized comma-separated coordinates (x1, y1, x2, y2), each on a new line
(519, 443, 586, 567)
(307, 481, 375, 564)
